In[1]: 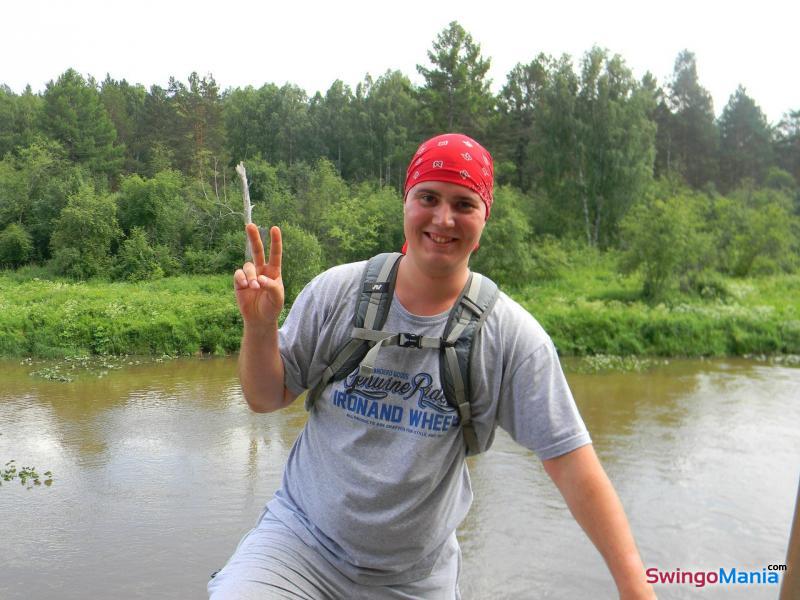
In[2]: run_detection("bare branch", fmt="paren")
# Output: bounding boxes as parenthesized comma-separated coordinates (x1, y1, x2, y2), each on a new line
(236, 162, 254, 260)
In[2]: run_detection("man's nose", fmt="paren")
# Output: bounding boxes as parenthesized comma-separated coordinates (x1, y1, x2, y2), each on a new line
(432, 202, 455, 227)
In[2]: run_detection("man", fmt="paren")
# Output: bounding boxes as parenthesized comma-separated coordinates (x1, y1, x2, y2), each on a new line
(211, 133, 656, 599)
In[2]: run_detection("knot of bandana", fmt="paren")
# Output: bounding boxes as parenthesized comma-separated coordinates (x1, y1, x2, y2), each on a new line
(403, 133, 494, 220)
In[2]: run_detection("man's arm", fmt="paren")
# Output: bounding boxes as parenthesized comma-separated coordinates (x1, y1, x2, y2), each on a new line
(542, 444, 656, 599)
(234, 224, 296, 413)
(238, 321, 296, 413)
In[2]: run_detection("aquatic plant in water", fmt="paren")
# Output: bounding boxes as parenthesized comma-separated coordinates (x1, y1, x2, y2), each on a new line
(1, 460, 54, 489)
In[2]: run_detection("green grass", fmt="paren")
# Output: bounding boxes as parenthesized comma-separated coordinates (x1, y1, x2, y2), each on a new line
(0, 274, 243, 358)
(516, 252, 800, 357)
(1, 256, 799, 359)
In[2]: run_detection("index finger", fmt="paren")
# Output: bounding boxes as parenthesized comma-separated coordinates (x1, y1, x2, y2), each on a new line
(246, 223, 266, 267)
(268, 226, 282, 272)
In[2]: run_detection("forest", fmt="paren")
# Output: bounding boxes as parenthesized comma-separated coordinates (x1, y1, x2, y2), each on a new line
(1, 22, 799, 358)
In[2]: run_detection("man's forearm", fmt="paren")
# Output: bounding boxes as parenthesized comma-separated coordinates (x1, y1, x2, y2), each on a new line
(543, 445, 655, 599)
(238, 322, 293, 412)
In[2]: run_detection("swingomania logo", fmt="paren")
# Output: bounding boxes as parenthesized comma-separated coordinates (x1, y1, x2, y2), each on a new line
(646, 564, 786, 588)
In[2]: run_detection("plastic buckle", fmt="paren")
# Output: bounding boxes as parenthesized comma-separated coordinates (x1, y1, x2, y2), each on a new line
(398, 333, 422, 348)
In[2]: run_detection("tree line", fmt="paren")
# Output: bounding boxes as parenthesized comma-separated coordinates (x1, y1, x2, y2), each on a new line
(0, 21, 798, 300)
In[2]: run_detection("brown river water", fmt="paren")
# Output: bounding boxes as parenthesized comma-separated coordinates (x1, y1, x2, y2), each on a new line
(0, 356, 798, 599)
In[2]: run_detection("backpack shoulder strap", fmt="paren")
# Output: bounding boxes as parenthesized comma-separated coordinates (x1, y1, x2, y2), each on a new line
(305, 253, 402, 411)
(440, 271, 500, 456)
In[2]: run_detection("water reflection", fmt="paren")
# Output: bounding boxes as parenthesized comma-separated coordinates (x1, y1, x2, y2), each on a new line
(0, 357, 797, 599)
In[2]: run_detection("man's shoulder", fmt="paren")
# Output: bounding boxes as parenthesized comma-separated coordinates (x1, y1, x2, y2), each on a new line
(480, 287, 553, 357)
(304, 260, 366, 296)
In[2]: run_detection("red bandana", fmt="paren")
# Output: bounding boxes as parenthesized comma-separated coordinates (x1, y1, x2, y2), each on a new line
(403, 133, 494, 219)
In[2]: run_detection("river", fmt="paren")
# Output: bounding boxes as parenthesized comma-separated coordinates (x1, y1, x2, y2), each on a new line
(0, 357, 797, 599)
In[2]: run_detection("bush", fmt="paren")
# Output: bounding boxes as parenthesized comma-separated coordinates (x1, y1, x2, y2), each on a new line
(214, 229, 250, 272)
(471, 186, 536, 288)
(529, 235, 570, 281)
(619, 191, 711, 300)
(712, 188, 798, 276)
(113, 227, 164, 281)
(48, 183, 120, 279)
(276, 223, 323, 301)
(184, 248, 217, 275)
(0, 223, 33, 268)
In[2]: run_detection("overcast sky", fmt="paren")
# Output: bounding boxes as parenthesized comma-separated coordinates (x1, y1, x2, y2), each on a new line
(3, 0, 797, 124)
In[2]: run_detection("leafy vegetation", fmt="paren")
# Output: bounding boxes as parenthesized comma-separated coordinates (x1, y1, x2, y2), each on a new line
(0, 21, 798, 359)
(1, 460, 53, 488)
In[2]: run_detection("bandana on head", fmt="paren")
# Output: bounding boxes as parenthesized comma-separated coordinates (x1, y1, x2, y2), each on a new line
(403, 133, 495, 219)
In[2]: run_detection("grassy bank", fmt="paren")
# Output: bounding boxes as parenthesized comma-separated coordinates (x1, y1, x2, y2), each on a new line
(1, 258, 799, 359)
(0, 275, 243, 358)
(516, 253, 800, 356)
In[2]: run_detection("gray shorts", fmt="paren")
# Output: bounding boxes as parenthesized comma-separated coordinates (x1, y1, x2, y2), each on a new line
(208, 510, 462, 600)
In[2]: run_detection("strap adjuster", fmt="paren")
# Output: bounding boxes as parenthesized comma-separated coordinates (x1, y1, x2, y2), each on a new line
(398, 333, 422, 348)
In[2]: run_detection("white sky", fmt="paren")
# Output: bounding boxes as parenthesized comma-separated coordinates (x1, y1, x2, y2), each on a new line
(3, 0, 798, 124)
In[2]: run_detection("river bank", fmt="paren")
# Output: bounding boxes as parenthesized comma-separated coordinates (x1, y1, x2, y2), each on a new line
(1, 266, 798, 359)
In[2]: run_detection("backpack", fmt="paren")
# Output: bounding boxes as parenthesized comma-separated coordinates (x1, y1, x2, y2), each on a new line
(304, 252, 499, 456)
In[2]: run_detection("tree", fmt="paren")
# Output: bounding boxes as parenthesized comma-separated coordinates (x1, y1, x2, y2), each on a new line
(417, 21, 494, 137)
(663, 51, 718, 187)
(49, 183, 121, 278)
(363, 71, 420, 188)
(116, 170, 186, 251)
(0, 85, 43, 157)
(718, 86, 773, 191)
(138, 84, 180, 175)
(167, 72, 227, 179)
(311, 80, 357, 176)
(533, 48, 655, 246)
(498, 56, 549, 191)
(0, 140, 88, 262)
(774, 110, 800, 186)
(41, 69, 124, 177)
(100, 76, 147, 173)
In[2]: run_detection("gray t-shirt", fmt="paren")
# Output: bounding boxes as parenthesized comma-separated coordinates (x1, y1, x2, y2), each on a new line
(267, 261, 591, 585)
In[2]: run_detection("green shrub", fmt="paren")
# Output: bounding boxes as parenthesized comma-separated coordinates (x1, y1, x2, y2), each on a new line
(48, 183, 120, 279)
(276, 223, 323, 301)
(113, 227, 164, 281)
(471, 186, 536, 288)
(0, 223, 33, 268)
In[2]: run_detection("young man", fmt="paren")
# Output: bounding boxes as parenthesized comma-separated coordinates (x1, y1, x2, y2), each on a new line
(212, 134, 656, 599)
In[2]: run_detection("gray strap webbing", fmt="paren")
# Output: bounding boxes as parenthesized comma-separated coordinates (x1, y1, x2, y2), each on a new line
(445, 343, 479, 455)
(445, 319, 469, 344)
(363, 254, 399, 330)
(353, 328, 442, 378)
(352, 328, 441, 348)
(461, 423, 480, 454)
(467, 273, 483, 304)
(356, 334, 395, 378)
(304, 338, 362, 411)
(444, 346, 467, 414)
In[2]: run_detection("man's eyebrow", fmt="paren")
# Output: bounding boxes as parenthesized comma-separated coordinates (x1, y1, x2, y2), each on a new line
(414, 187, 441, 196)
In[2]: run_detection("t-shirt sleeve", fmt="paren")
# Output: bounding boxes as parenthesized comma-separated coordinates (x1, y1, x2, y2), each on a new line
(278, 277, 325, 397)
(496, 337, 592, 460)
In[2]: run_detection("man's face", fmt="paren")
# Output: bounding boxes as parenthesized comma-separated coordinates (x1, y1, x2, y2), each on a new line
(403, 180, 486, 276)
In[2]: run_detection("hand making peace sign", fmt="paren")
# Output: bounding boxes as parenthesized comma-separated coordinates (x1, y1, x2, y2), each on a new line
(233, 224, 284, 328)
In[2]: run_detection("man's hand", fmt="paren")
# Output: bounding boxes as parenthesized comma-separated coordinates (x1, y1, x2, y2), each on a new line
(234, 224, 284, 329)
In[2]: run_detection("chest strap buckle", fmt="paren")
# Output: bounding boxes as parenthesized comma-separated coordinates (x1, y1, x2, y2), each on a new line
(398, 333, 422, 348)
